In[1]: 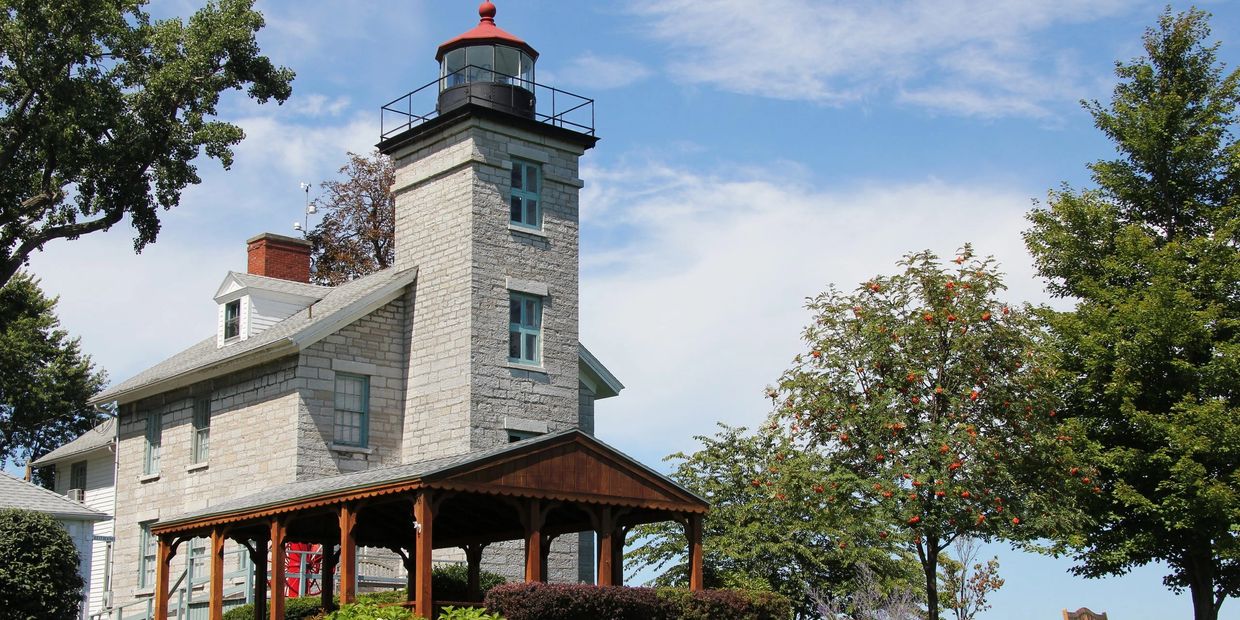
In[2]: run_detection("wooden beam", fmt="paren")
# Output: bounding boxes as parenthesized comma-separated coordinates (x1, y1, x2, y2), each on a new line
(338, 504, 358, 604)
(154, 536, 179, 619)
(463, 543, 486, 601)
(270, 519, 287, 620)
(612, 526, 629, 586)
(209, 528, 226, 620)
(523, 499, 545, 583)
(414, 492, 434, 619)
(321, 545, 338, 612)
(687, 514, 704, 592)
(596, 507, 614, 586)
(249, 535, 269, 620)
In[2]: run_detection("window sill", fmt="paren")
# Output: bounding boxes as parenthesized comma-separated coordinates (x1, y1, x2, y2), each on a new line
(504, 362, 548, 376)
(508, 224, 547, 239)
(134, 587, 154, 597)
(330, 443, 374, 455)
(138, 473, 160, 483)
(186, 462, 209, 473)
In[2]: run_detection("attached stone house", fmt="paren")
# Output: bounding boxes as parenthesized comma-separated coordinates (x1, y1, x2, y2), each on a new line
(88, 4, 625, 615)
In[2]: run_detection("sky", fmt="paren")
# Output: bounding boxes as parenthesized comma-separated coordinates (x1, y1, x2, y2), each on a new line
(16, 1, 1240, 618)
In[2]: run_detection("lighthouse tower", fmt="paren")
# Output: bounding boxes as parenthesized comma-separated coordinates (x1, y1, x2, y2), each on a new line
(378, 2, 600, 582)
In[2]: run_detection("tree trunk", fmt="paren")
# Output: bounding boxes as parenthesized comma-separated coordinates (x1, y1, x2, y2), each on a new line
(1187, 550, 1219, 620)
(924, 537, 940, 620)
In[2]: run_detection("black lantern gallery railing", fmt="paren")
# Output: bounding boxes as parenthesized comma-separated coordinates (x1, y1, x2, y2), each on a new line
(381, 65, 595, 141)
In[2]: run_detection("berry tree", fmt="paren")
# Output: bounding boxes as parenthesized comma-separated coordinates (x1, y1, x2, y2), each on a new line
(771, 247, 1087, 620)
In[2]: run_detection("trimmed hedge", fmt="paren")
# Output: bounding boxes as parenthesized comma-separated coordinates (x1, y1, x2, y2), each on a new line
(483, 583, 791, 620)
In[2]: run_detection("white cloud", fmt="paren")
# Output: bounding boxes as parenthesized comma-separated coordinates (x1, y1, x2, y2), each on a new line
(551, 53, 653, 90)
(579, 159, 1065, 464)
(627, 0, 1136, 117)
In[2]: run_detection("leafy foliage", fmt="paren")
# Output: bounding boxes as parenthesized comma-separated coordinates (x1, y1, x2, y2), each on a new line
(0, 508, 85, 620)
(307, 151, 396, 286)
(437, 607, 504, 620)
(628, 423, 918, 618)
(0, 0, 294, 286)
(0, 272, 106, 474)
(483, 584, 789, 620)
(432, 561, 507, 602)
(1023, 8, 1240, 620)
(324, 602, 419, 620)
(937, 537, 1002, 620)
(772, 247, 1086, 620)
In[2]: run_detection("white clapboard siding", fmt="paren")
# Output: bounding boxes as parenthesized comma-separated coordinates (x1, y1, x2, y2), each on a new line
(249, 294, 309, 336)
(84, 453, 115, 616)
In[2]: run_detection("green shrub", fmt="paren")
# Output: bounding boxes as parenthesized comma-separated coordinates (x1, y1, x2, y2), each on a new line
(222, 595, 326, 620)
(432, 563, 507, 602)
(484, 583, 793, 620)
(438, 607, 504, 620)
(325, 602, 420, 620)
(0, 508, 85, 620)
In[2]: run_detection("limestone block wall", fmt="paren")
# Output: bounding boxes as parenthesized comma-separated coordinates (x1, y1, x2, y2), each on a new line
(296, 296, 410, 478)
(111, 357, 301, 602)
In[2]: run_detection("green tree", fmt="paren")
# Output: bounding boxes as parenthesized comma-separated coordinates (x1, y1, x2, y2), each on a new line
(938, 537, 1003, 620)
(307, 151, 396, 286)
(0, 273, 107, 473)
(0, 0, 294, 287)
(0, 508, 85, 620)
(1023, 9, 1240, 620)
(628, 424, 919, 619)
(773, 248, 1086, 620)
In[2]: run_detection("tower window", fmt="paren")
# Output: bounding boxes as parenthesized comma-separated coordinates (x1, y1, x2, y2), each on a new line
(334, 373, 369, 447)
(224, 299, 241, 340)
(509, 292, 542, 365)
(510, 160, 542, 229)
(192, 397, 210, 465)
(143, 412, 161, 476)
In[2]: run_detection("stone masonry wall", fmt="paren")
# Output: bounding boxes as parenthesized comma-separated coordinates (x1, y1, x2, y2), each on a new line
(111, 357, 301, 602)
(296, 296, 410, 478)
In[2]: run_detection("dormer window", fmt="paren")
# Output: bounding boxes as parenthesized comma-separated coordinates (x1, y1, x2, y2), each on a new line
(224, 300, 241, 340)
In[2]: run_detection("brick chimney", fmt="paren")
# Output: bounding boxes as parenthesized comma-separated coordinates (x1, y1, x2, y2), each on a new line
(247, 233, 312, 283)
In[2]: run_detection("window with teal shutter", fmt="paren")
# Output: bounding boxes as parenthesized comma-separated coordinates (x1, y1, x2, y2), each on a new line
(509, 293, 542, 365)
(192, 398, 210, 464)
(143, 412, 161, 475)
(509, 160, 542, 229)
(139, 524, 156, 588)
(334, 374, 369, 447)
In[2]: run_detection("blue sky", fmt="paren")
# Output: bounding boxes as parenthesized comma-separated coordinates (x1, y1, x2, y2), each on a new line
(19, 1, 1240, 618)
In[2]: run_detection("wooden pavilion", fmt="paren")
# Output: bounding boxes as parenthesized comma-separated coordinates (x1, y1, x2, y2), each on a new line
(149, 430, 709, 619)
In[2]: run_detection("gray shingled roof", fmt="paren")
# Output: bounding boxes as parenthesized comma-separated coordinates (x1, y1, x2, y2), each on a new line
(94, 267, 417, 404)
(0, 471, 108, 521)
(31, 418, 115, 467)
(159, 429, 705, 528)
(224, 272, 333, 299)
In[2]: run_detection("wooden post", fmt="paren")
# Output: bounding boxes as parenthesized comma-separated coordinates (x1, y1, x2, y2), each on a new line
(612, 526, 628, 586)
(250, 535, 269, 620)
(413, 492, 434, 619)
(338, 504, 358, 604)
(321, 545, 338, 612)
(596, 507, 614, 586)
(687, 514, 704, 592)
(523, 499, 545, 583)
(154, 536, 179, 619)
(209, 528, 226, 620)
(403, 545, 416, 603)
(270, 519, 287, 620)
(463, 543, 485, 601)
(539, 534, 557, 583)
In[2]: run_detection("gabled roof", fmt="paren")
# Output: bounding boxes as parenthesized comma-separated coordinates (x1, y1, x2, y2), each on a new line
(93, 267, 418, 405)
(579, 344, 624, 399)
(0, 471, 108, 522)
(214, 271, 331, 302)
(156, 429, 706, 533)
(31, 418, 115, 467)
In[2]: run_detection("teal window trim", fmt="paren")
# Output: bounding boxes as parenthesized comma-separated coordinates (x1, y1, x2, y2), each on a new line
(333, 373, 369, 448)
(139, 523, 156, 588)
(509, 160, 542, 229)
(508, 292, 542, 366)
(191, 398, 210, 464)
(143, 412, 161, 475)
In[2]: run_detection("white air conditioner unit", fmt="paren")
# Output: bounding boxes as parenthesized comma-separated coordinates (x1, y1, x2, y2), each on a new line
(66, 488, 84, 502)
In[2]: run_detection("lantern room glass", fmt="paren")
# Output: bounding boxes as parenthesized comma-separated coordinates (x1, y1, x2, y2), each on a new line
(440, 44, 534, 92)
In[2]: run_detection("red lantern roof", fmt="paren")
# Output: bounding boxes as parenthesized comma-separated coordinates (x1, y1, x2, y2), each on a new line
(436, 1, 539, 62)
